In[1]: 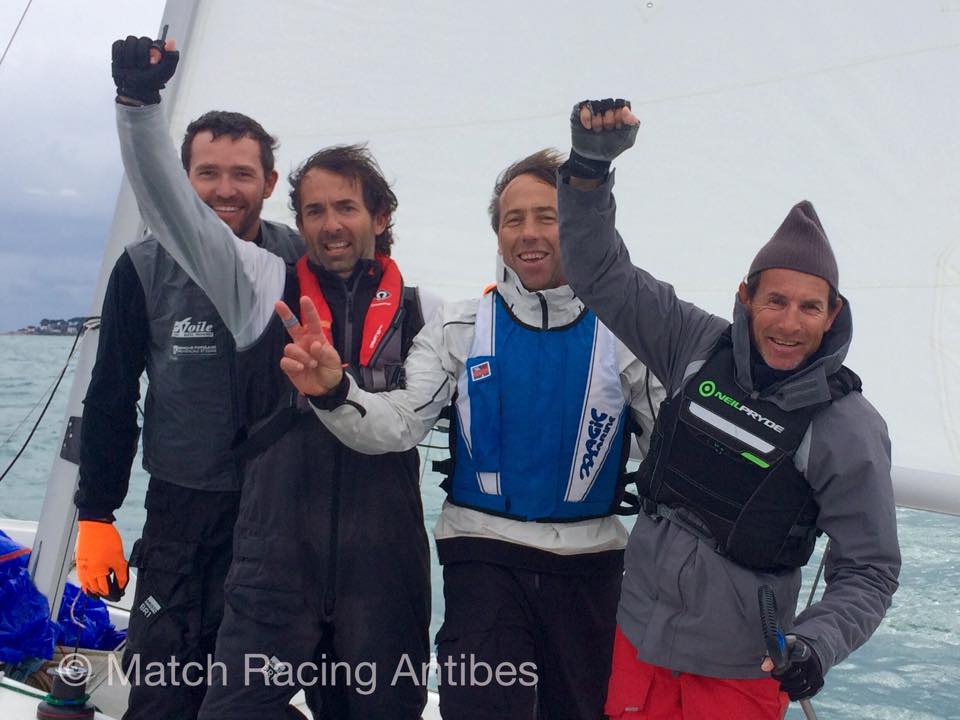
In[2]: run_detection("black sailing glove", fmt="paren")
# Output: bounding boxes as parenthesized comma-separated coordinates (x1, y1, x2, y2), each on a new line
(567, 98, 639, 180)
(771, 635, 825, 701)
(111, 35, 179, 105)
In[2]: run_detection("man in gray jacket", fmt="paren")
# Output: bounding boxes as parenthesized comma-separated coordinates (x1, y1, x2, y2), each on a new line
(108, 33, 433, 720)
(75, 100, 304, 720)
(556, 100, 900, 719)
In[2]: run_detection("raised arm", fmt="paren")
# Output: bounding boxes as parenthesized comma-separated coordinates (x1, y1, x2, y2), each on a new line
(112, 35, 284, 348)
(558, 100, 727, 392)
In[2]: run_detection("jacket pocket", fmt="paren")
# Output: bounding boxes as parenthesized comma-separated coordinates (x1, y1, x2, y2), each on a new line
(223, 533, 307, 626)
(125, 537, 200, 656)
(604, 628, 654, 719)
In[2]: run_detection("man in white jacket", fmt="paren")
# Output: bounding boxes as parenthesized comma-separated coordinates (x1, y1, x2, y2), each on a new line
(278, 149, 663, 720)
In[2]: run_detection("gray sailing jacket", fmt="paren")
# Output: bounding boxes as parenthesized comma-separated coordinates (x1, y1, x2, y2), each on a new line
(126, 222, 303, 491)
(558, 172, 900, 679)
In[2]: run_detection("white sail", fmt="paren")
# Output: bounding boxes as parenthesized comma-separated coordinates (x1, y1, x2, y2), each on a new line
(160, 0, 959, 512)
(2, 2, 956, 718)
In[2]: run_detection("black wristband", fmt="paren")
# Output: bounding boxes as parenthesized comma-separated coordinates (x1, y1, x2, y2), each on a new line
(115, 95, 147, 107)
(564, 150, 611, 181)
(77, 511, 117, 523)
(307, 373, 351, 410)
(116, 88, 160, 105)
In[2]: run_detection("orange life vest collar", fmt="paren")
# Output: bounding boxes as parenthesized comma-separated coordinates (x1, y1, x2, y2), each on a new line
(295, 254, 404, 367)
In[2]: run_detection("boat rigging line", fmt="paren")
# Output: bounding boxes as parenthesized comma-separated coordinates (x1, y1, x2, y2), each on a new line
(1, 371, 62, 449)
(0, 317, 96, 486)
(0, 0, 33, 73)
(806, 539, 830, 610)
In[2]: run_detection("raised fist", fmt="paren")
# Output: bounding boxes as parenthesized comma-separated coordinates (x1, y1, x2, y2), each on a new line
(568, 99, 639, 180)
(111, 34, 179, 105)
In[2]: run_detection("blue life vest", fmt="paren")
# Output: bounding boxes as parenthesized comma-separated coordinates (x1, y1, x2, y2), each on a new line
(449, 292, 628, 521)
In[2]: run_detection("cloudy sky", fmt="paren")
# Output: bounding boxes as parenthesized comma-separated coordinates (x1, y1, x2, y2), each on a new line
(0, 1, 162, 331)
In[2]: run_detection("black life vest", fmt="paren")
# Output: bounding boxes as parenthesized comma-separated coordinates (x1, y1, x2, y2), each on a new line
(636, 330, 861, 572)
(295, 254, 409, 392)
(235, 264, 424, 460)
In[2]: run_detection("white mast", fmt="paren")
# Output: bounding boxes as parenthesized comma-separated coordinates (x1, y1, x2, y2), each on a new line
(28, 0, 200, 617)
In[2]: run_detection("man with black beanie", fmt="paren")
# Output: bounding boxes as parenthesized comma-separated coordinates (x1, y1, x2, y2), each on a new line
(556, 100, 900, 719)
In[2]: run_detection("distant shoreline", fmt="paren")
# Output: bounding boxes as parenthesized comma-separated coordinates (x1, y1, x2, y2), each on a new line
(2, 330, 79, 336)
(3, 318, 86, 336)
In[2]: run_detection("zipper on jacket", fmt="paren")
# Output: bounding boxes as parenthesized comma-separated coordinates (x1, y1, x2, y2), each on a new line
(536, 291, 549, 330)
(323, 444, 342, 619)
(324, 274, 356, 618)
(342, 278, 356, 366)
(227, 339, 242, 485)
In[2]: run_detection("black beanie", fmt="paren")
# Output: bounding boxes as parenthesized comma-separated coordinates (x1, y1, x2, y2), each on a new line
(748, 200, 839, 291)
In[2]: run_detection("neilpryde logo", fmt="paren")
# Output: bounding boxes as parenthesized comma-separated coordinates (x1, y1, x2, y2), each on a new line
(697, 378, 785, 434)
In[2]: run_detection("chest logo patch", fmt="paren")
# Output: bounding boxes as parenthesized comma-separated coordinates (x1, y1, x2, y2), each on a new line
(471, 361, 492, 382)
(171, 317, 215, 339)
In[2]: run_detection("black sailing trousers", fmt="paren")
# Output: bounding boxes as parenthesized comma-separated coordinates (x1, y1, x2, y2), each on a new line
(436, 558, 623, 720)
(197, 417, 431, 720)
(121, 478, 240, 720)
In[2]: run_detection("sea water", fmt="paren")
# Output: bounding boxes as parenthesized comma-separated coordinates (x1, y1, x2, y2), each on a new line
(1, 335, 957, 719)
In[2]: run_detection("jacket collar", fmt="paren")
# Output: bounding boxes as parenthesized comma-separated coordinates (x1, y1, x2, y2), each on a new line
(731, 293, 854, 411)
(494, 256, 585, 329)
(307, 256, 381, 297)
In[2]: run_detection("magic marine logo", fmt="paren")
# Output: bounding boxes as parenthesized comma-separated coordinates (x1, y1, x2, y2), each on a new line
(579, 408, 616, 480)
(171, 317, 215, 339)
(698, 380, 785, 434)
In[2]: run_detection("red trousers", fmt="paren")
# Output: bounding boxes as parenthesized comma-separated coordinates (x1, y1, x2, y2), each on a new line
(604, 627, 789, 720)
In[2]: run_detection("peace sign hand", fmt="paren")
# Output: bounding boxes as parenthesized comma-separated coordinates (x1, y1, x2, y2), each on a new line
(276, 296, 345, 396)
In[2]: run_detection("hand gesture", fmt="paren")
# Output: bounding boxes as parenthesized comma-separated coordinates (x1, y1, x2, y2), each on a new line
(568, 99, 640, 180)
(276, 296, 345, 396)
(112, 31, 179, 105)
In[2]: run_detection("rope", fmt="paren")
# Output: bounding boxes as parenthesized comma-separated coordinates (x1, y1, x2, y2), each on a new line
(418, 428, 433, 487)
(0, 0, 33, 72)
(805, 538, 831, 609)
(1, 374, 62, 449)
(0, 319, 95, 485)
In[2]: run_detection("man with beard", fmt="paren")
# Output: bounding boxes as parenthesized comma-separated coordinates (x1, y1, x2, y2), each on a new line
(75, 100, 303, 719)
(106, 34, 434, 720)
(556, 99, 899, 719)
(279, 149, 662, 720)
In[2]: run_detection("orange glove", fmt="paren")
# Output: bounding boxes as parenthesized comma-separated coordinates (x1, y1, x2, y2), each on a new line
(75, 520, 129, 600)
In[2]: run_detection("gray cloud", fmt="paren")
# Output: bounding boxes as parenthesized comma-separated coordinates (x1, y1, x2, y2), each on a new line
(0, 1, 161, 331)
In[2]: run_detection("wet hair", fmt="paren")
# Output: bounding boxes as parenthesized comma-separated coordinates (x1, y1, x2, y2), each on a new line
(180, 110, 278, 175)
(488, 148, 566, 233)
(744, 271, 841, 311)
(288, 144, 398, 256)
